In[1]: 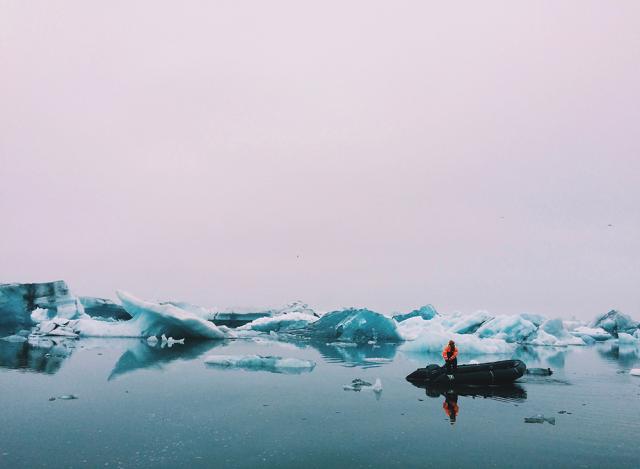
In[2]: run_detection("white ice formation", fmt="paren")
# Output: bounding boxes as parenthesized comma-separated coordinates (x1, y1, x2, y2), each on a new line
(570, 326, 612, 341)
(397, 312, 590, 355)
(237, 312, 318, 333)
(33, 292, 229, 340)
(617, 332, 638, 346)
(204, 354, 316, 374)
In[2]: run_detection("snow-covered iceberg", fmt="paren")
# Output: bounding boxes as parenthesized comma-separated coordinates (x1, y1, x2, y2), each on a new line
(392, 305, 438, 323)
(303, 309, 402, 343)
(204, 354, 315, 374)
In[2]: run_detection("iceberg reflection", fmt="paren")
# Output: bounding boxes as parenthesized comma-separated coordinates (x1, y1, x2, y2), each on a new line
(309, 340, 399, 367)
(108, 339, 226, 380)
(0, 336, 75, 374)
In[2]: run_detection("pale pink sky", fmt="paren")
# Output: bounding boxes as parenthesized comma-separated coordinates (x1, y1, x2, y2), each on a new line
(1, 1, 639, 318)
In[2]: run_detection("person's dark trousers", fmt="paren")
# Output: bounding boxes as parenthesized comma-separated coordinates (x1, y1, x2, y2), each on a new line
(445, 358, 457, 373)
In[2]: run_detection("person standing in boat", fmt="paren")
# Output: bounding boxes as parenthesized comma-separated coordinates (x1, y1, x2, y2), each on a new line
(442, 340, 458, 373)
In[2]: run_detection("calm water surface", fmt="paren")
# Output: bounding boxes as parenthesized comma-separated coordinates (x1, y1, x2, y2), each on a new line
(1, 334, 639, 468)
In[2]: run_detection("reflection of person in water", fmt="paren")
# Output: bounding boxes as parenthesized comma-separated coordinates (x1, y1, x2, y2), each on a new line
(442, 392, 459, 425)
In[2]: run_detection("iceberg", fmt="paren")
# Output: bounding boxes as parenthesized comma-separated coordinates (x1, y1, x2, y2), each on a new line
(33, 292, 229, 340)
(617, 332, 638, 346)
(400, 327, 515, 355)
(396, 316, 436, 341)
(204, 354, 316, 374)
(274, 300, 318, 317)
(392, 305, 438, 323)
(210, 300, 317, 327)
(238, 312, 318, 333)
(519, 313, 546, 327)
(303, 308, 402, 343)
(591, 310, 639, 336)
(630, 369, 640, 376)
(80, 297, 130, 320)
(475, 315, 537, 343)
(570, 326, 612, 341)
(526, 319, 585, 346)
(445, 311, 493, 334)
(163, 301, 216, 320)
(0, 281, 84, 327)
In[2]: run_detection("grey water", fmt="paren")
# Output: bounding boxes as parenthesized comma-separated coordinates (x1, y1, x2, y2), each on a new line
(1, 335, 639, 468)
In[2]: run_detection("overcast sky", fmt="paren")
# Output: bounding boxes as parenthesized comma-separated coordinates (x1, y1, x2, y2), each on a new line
(1, 1, 639, 318)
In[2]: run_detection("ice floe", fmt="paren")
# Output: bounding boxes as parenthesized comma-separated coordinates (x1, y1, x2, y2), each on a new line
(629, 369, 640, 376)
(524, 415, 555, 425)
(343, 377, 382, 394)
(204, 354, 316, 374)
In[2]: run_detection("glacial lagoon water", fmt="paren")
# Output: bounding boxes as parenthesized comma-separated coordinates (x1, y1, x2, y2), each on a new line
(1, 335, 639, 468)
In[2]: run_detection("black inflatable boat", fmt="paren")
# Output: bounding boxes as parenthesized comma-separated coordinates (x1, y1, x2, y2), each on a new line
(406, 359, 526, 386)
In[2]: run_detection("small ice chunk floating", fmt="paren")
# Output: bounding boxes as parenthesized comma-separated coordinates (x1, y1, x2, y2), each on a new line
(204, 354, 316, 374)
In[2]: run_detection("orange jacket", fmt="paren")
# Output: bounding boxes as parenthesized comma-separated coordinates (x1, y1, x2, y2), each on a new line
(443, 400, 459, 418)
(442, 345, 458, 361)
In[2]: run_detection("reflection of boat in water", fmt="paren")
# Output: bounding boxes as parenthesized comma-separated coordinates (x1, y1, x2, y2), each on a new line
(422, 383, 527, 402)
(406, 360, 526, 386)
(410, 381, 527, 425)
